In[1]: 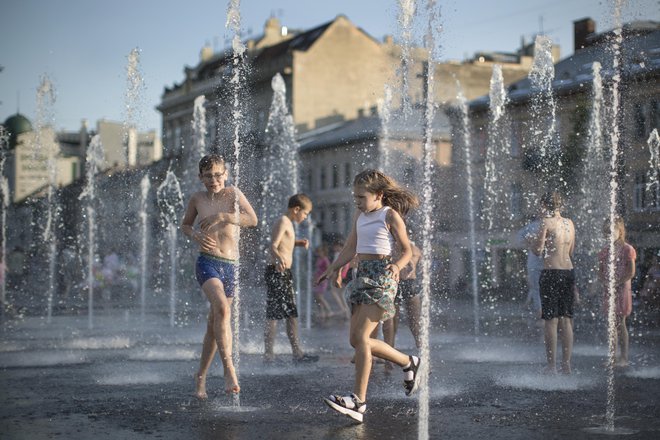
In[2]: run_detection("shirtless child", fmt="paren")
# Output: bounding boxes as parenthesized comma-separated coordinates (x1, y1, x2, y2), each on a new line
(533, 191, 576, 374)
(181, 154, 258, 398)
(264, 194, 319, 363)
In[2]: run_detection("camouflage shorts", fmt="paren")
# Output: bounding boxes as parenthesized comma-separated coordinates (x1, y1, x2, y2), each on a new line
(346, 258, 398, 321)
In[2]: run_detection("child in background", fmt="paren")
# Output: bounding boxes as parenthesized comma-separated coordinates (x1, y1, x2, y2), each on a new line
(598, 217, 636, 368)
(264, 194, 318, 363)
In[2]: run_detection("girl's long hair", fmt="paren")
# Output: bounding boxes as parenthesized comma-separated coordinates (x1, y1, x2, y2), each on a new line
(353, 169, 419, 216)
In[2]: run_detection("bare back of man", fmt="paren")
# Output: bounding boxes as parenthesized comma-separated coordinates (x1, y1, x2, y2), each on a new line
(541, 215, 575, 270)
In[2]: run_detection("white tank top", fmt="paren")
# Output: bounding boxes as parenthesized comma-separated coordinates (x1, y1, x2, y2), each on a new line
(356, 206, 393, 255)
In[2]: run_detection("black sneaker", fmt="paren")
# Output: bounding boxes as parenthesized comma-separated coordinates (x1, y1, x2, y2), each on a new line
(403, 355, 420, 396)
(294, 354, 319, 363)
(323, 393, 366, 423)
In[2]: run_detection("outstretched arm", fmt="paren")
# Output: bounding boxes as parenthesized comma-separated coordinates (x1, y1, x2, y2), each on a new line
(317, 213, 358, 286)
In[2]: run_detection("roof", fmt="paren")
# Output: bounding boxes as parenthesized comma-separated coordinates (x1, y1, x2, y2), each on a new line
(254, 19, 335, 62)
(470, 21, 660, 109)
(299, 108, 452, 152)
(2, 113, 33, 149)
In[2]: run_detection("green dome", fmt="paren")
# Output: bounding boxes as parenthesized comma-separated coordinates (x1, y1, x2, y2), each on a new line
(2, 113, 33, 150)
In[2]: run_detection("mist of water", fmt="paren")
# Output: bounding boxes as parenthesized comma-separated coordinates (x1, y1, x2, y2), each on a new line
(78, 135, 105, 329)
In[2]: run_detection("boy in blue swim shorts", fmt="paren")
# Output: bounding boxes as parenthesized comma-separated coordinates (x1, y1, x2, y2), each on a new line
(181, 154, 257, 398)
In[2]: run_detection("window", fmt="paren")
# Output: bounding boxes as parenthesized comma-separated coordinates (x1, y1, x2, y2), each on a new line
(634, 103, 646, 140)
(330, 205, 338, 228)
(511, 120, 522, 157)
(650, 99, 659, 133)
(344, 163, 351, 186)
(332, 164, 339, 188)
(320, 166, 326, 190)
(511, 183, 522, 218)
(305, 169, 312, 192)
(634, 173, 660, 211)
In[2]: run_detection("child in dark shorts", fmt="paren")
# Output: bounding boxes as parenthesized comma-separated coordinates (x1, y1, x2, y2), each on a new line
(264, 194, 318, 363)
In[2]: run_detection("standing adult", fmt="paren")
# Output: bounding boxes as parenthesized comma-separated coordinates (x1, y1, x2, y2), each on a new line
(534, 191, 576, 374)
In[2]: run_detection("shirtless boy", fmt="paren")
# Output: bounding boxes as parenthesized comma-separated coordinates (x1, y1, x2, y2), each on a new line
(181, 154, 258, 398)
(264, 194, 319, 363)
(533, 191, 576, 374)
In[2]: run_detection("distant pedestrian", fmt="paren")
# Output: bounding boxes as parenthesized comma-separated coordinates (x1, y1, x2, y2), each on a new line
(598, 217, 636, 368)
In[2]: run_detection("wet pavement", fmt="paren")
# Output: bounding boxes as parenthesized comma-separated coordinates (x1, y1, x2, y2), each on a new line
(1, 300, 659, 439)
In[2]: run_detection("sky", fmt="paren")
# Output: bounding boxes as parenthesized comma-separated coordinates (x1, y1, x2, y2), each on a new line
(1, 0, 658, 135)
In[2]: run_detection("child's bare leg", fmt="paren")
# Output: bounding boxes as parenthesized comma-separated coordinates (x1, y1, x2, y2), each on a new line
(285, 316, 304, 358)
(543, 318, 558, 373)
(350, 304, 410, 401)
(264, 319, 277, 361)
(202, 279, 239, 394)
(314, 293, 331, 319)
(405, 295, 422, 349)
(382, 307, 399, 371)
(195, 310, 217, 399)
(558, 317, 573, 374)
(382, 306, 399, 348)
(617, 316, 629, 366)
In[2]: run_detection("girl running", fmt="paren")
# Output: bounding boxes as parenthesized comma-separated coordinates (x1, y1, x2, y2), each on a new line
(317, 169, 420, 423)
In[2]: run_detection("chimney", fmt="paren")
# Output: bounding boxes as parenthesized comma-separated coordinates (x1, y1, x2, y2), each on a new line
(200, 43, 213, 62)
(574, 18, 596, 52)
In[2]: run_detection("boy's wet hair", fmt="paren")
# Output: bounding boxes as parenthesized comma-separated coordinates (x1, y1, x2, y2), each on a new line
(199, 154, 226, 174)
(288, 193, 313, 210)
(353, 169, 419, 215)
(540, 191, 562, 212)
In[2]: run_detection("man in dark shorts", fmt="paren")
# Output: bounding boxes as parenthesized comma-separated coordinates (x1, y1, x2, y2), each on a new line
(533, 191, 577, 374)
(264, 194, 319, 363)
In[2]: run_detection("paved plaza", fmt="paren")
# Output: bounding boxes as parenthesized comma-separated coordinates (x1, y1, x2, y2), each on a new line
(1, 300, 659, 439)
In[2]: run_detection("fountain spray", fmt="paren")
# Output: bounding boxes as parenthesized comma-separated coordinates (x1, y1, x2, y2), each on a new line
(156, 169, 184, 328)
(78, 135, 104, 329)
(35, 75, 60, 323)
(139, 174, 151, 320)
(605, 0, 624, 431)
(397, 0, 416, 119)
(124, 48, 144, 168)
(226, 0, 245, 407)
(418, 1, 439, 438)
(455, 89, 480, 339)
